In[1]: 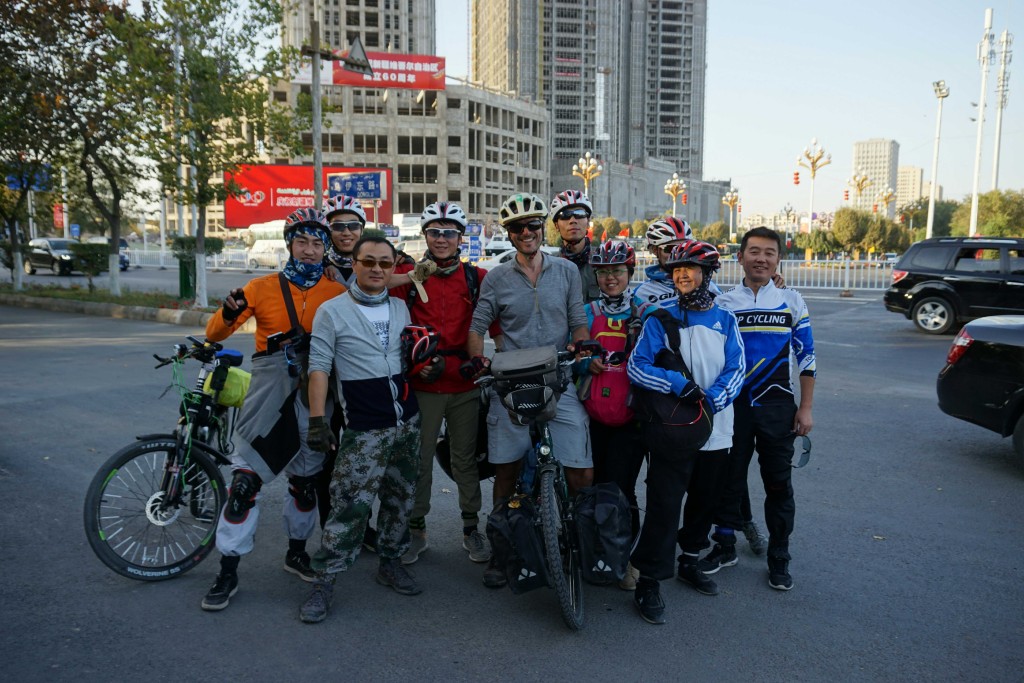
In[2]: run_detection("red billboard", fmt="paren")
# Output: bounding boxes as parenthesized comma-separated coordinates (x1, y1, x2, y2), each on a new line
(224, 165, 393, 228)
(334, 53, 445, 90)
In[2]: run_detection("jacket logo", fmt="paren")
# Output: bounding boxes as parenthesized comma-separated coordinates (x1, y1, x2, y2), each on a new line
(713, 321, 723, 331)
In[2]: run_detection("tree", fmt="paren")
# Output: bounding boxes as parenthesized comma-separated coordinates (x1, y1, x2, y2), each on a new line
(949, 190, 1024, 238)
(831, 207, 869, 253)
(69, 242, 109, 292)
(155, 0, 302, 308)
(598, 217, 620, 241)
(630, 219, 646, 239)
(590, 220, 606, 243)
(700, 221, 728, 245)
(798, 229, 839, 256)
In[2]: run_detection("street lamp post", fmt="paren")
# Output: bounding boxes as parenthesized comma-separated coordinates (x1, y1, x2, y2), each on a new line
(848, 169, 873, 204)
(876, 187, 895, 220)
(797, 138, 831, 233)
(664, 172, 686, 217)
(970, 8, 995, 236)
(722, 190, 739, 241)
(572, 151, 603, 203)
(782, 202, 794, 249)
(926, 80, 949, 239)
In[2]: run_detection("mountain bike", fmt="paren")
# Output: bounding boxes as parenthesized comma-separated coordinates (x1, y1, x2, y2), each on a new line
(83, 336, 245, 581)
(481, 346, 585, 631)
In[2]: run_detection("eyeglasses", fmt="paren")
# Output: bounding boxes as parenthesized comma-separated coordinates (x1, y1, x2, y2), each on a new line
(330, 221, 362, 233)
(595, 267, 628, 277)
(424, 227, 461, 239)
(506, 219, 545, 234)
(555, 208, 589, 221)
(355, 257, 395, 270)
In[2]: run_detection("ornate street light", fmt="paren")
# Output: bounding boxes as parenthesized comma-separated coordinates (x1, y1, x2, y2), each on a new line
(664, 172, 686, 217)
(797, 138, 831, 232)
(926, 80, 949, 239)
(572, 151, 603, 200)
(722, 189, 739, 241)
(782, 202, 794, 249)
(848, 169, 873, 201)
(875, 187, 896, 218)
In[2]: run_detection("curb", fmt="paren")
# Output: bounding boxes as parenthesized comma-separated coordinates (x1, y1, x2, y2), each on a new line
(0, 293, 256, 332)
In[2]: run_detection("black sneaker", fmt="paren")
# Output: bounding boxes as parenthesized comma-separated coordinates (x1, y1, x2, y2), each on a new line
(376, 559, 422, 596)
(299, 580, 334, 623)
(482, 556, 507, 589)
(633, 577, 666, 625)
(676, 557, 719, 596)
(200, 572, 238, 611)
(697, 542, 738, 574)
(362, 526, 378, 553)
(741, 521, 769, 555)
(284, 550, 316, 582)
(768, 556, 793, 591)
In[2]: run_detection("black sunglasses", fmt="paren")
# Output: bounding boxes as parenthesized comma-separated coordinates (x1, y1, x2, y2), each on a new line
(424, 227, 462, 239)
(330, 221, 362, 233)
(555, 208, 589, 221)
(506, 219, 545, 234)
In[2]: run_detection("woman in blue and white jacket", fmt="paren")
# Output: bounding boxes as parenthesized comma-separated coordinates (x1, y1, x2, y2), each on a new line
(625, 239, 745, 625)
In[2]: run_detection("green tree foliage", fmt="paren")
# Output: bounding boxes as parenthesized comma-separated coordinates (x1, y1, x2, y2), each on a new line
(949, 190, 1024, 237)
(700, 221, 728, 245)
(69, 242, 109, 292)
(590, 220, 606, 243)
(831, 207, 870, 252)
(630, 219, 647, 239)
(797, 229, 840, 256)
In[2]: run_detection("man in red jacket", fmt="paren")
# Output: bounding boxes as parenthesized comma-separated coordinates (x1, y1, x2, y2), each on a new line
(389, 201, 502, 568)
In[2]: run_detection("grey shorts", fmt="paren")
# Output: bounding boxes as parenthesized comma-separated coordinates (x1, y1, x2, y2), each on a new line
(486, 386, 592, 468)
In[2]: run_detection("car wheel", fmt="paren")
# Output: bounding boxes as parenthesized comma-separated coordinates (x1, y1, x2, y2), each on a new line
(911, 297, 954, 335)
(1013, 413, 1024, 469)
(23, 259, 36, 275)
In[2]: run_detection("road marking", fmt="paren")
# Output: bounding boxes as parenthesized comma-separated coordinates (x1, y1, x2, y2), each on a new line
(816, 340, 859, 347)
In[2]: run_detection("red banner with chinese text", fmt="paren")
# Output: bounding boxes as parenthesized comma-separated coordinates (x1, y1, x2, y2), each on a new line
(333, 52, 445, 90)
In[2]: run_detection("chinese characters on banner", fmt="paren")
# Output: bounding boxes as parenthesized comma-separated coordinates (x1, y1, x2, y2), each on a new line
(336, 53, 445, 90)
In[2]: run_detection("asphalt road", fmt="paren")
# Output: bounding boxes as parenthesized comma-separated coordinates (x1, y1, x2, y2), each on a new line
(1, 299, 1022, 682)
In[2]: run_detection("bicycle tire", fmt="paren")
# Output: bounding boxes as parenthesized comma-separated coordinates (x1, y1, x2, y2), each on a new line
(83, 437, 226, 581)
(539, 468, 585, 631)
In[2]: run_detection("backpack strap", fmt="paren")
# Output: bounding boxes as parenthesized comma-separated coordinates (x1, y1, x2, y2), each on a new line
(649, 307, 681, 355)
(277, 273, 305, 333)
(463, 262, 480, 304)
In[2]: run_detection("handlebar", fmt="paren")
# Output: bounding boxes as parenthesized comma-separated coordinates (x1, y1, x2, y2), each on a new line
(153, 337, 224, 368)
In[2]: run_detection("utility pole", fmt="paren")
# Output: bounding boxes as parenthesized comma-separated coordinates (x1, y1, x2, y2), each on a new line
(969, 8, 994, 237)
(991, 30, 1012, 190)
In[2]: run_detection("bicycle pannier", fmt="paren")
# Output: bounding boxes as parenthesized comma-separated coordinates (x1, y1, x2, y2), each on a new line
(575, 483, 632, 585)
(486, 496, 549, 594)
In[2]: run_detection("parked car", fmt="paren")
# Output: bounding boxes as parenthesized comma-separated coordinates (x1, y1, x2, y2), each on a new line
(883, 236, 1024, 334)
(246, 239, 288, 269)
(23, 237, 79, 275)
(937, 315, 1024, 465)
(475, 246, 560, 270)
(85, 236, 130, 271)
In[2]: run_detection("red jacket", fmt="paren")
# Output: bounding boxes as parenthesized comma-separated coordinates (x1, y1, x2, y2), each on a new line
(391, 262, 500, 394)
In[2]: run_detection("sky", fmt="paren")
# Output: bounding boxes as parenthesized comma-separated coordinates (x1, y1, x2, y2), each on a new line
(435, 0, 1023, 219)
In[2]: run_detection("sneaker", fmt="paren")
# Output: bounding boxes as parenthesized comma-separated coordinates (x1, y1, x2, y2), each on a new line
(299, 580, 334, 623)
(284, 550, 316, 582)
(741, 521, 769, 555)
(482, 557, 507, 588)
(618, 562, 640, 591)
(376, 558, 423, 595)
(462, 529, 492, 563)
(676, 557, 719, 596)
(362, 526, 378, 554)
(633, 577, 666, 625)
(401, 529, 429, 565)
(697, 542, 738, 575)
(200, 572, 238, 612)
(768, 556, 793, 591)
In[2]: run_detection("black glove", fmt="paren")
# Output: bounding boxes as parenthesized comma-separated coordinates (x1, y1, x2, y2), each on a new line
(678, 379, 705, 403)
(459, 355, 490, 380)
(575, 339, 604, 359)
(306, 416, 337, 453)
(222, 289, 247, 323)
(420, 356, 445, 383)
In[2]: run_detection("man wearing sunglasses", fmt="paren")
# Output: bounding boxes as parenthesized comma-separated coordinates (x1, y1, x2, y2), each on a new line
(467, 192, 592, 589)
(322, 194, 368, 287)
(551, 190, 601, 303)
(300, 234, 423, 623)
(388, 201, 503, 569)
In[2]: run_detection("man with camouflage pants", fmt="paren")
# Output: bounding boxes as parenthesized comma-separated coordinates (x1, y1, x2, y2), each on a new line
(300, 235, 422, 624)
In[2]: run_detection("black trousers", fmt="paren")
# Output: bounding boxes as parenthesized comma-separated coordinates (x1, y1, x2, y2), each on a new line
(715, 401, 796, 559)
(630, 422, 728, 581)
(590, 420, 647, 540)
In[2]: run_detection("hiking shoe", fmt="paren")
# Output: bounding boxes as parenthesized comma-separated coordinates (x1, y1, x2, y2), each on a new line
(676, 556, 719, 596)
(200, 572, 238, 612)
(768, 556, 793, 591)
(618, 562, 640, 591)
(482, 557, 507, 588)
(697, 542, 738, 575)
(462, 529, 492, 563)
(376, 559, 423, 595)
(362, 525, 378, 553)
(284, 550, 316, 582)
(741, 521, 769, 556)
(299, 580, 334, 623)
(401, 529, 429, 565)
(633, 577, 666, 625)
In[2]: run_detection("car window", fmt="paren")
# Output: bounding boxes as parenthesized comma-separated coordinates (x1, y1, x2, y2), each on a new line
(49, 239, 75, 250)
(1009, 249, 1024, 276)
(952, 248, 1002, 273)
(909, 245, 954, 270)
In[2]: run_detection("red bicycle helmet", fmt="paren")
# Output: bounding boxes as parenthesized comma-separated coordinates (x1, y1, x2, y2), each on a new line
(401, 324, 439, 376)
(590, 240, 636, 270)
(663, 239, 721, 273)
(646, 216, 693, 249)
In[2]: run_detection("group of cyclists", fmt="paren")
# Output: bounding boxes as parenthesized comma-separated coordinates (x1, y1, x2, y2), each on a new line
(199, 186, 815, 626)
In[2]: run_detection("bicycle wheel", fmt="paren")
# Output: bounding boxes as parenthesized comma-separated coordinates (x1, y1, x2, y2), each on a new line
(539, 468, 585, 631)
(83, 438, 226, 581)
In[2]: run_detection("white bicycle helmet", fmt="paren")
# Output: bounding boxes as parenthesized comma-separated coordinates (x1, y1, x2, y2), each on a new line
(550, 189, 593, 217)
(323, 195, 367, 225)
(645, 216, 693, 249)
(420, 201, 468, 231)
(498, 193, 548, 227)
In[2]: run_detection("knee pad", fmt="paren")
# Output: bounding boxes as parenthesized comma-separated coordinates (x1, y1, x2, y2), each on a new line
(224, 470, 262, 524)
(288, 475, 318, 512)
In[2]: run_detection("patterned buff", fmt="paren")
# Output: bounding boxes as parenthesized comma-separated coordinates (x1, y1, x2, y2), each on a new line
(325, 245, 353, 270)
(597, 290, 631, 317)
(560, 237, 591, 268)
(348, 280, 390, 307)
(282, 225, 329, 288)
(677, 266, 716, 311)
(425, 248, 462, 277)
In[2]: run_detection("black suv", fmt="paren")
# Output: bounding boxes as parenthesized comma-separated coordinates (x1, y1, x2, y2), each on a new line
(23, 237, 80, 276)
(884, 236, 1024, 334)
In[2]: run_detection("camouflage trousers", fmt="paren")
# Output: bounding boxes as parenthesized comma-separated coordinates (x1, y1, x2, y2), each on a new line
(311, 416, 421, 575)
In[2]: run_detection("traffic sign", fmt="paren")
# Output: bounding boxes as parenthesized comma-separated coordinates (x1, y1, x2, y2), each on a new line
(70, 223, 80, 238)
(327, 171, 386, 200)
(466, 235, 482, 263)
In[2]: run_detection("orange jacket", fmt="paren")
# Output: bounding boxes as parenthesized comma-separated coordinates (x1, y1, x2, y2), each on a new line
(206, 273, 346, 353)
